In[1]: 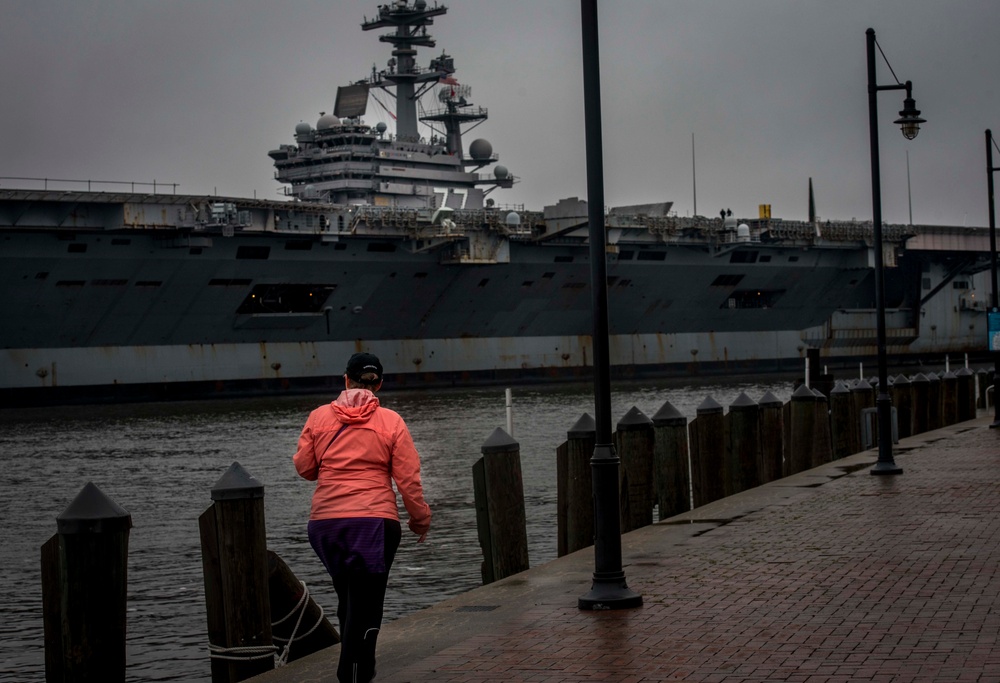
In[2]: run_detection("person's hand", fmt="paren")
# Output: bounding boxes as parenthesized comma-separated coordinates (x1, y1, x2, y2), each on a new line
(417, 531, 428, 543)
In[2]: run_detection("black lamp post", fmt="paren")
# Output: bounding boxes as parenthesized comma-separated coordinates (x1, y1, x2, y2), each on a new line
(866, 28, 925, 476)
(986, 129, 1000, 428)
(577, 0, 642, 610)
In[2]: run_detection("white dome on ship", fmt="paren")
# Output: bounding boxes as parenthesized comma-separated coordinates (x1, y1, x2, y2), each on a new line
(469, 139, 493, 160)
(494, 165, 509, 180)
(295, 121, 312, 134)
(317, 113, 341, 130)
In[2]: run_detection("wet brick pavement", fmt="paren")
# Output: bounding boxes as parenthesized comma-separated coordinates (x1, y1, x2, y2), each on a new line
(255, 416, 1000, 683)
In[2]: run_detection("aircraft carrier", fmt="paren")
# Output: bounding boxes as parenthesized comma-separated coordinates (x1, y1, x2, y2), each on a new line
(0, 0, 992, 407)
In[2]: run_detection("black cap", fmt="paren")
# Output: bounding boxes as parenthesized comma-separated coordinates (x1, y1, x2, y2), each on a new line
(345, 352, 383, 383)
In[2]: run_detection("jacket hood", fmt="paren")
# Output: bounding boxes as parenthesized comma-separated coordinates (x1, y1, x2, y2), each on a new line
(331, 388, 380, 424)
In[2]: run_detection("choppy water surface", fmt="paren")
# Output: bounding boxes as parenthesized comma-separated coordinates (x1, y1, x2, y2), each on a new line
(0, 375, 795, 682)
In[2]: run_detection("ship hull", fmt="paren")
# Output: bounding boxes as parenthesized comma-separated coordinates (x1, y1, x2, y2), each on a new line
(1, 203, 989, 407)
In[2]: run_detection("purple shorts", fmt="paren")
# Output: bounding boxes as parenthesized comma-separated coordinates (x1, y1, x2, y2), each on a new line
(308, 517, 401, 577)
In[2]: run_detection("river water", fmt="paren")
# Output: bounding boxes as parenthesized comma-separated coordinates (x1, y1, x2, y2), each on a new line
(0, 374, 798, 682)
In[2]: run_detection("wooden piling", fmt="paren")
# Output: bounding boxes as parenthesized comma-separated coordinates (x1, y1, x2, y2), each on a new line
(616, 407, 655, 533)
(910, 373, 931, 435)
(788, 384, 816, 474)
(199, 462, 274, 683)
(690, 396, 725, 508)
(811, 388, 833, 467)
(651, 400, 691, 519)
(42, 482, 132, 683)
(850, 379, 875, 453)
(757, 392, 784, 484)
(557, 413, 595, 557)
(956, 367, 975, 422)
(890, 374, 912, 439)
(473, 428, 529, 584)
(829, 382, 853, 459)
(940, 370, 958, 426)
(725, 393, 760, 496)
(267, 551, 339, 664)
(926, 373, 943, 430)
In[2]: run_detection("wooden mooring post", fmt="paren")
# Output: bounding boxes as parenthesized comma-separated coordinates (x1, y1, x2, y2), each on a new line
(758, 392, 784, 484)
(829, 382, 854, 459)
(651, 400, 691, 519)
(725, 393, 760, 496)
(941, 370, 959, 427)
(689, 396, 725, 508)
(199, 462, 274, 683)
(910, 373, 931, 435)
(267, 551, 339, 664)
(788, 384, 816, 474)
(810, 388, 833, 467)
(473, 428, 529, 584)
(42, 482, 132, 683)
(926, 373, 943, 431)
(890, 374, 913, 440)
(557, 413, 596, 557)
(616, 406, 654, 533)
(956, 367, 976, 422)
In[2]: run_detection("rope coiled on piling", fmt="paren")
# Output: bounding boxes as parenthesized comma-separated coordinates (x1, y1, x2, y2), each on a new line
(207, 580, 326, 668)
(272, 580, 326, 667)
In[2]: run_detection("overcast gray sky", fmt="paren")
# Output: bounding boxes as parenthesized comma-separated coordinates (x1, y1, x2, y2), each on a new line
(2, 0, 999, 226)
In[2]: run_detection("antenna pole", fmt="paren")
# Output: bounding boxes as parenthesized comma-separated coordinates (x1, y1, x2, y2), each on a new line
(692, 133, 697, 216)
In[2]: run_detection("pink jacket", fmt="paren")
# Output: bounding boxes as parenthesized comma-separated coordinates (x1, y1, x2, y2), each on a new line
(293, 389, 431, 535)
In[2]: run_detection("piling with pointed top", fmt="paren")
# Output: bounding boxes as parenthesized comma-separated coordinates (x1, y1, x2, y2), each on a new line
(890, 374, 913, 439)
(557, 414, 596, 557)
(850, 379, 875, 453)
(725, 393, 760, 495)
(910, 373, 931, 435)
(926, 373, 943, 430)
(788, 384, 817, 474)
(829, 382, 853, 459)
(941, 370, 959, 426)
(615, 407, 655, 533)
(811, 388, 833, 467)
(199, 462, 274, 683)
(473, 428, 528, 584)
(689, 396, 725, 507)
(956, 367, 975, 422)
(41, 482, 132, 683)
(652, 400, 690, 519)
(757, 392, 784, 483)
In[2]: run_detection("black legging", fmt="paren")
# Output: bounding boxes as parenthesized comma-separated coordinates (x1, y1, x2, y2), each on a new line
(332, 520, 402, 683)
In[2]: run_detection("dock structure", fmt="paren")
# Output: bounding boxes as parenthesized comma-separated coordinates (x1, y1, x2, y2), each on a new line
(251, 414, 1000, 682)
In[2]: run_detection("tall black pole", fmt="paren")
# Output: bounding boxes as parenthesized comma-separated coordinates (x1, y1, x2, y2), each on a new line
(987, 129, 1000, 428)
(866, 28, 903, 475)
(578, 0, 641, 610)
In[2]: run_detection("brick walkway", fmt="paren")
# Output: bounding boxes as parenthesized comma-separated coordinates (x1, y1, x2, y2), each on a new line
(256, 417, 1000, 683)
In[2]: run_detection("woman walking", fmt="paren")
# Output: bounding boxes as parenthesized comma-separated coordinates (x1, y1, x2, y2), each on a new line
(294, 352, 431, 683)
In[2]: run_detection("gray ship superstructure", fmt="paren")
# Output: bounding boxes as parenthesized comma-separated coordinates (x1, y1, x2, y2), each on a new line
(0, 0, 993, 407)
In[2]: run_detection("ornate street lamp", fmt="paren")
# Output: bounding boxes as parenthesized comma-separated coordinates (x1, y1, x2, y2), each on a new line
(866, 28, 925, 475)
(577, 0, 642, 610)
(895, 87, 926, 141)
